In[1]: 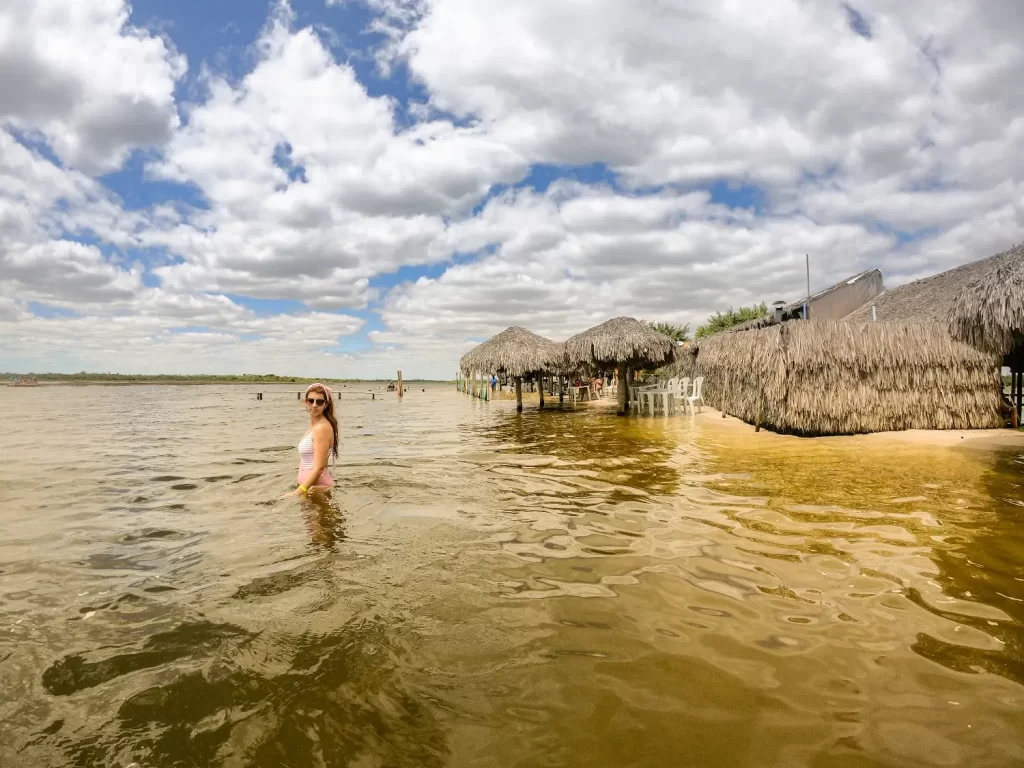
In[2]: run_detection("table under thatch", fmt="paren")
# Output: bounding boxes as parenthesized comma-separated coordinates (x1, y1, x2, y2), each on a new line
(563, 317, 677, 415)
(460, 326, 563, 411)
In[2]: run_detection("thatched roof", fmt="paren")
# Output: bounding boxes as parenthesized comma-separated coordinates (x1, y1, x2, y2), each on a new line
(563, 317, 676, 369)
(846, 245, 1021, 325)
(459, 326, 562, 377)
(688, 320, 1002, 435)
(948, 244, 1024, 355)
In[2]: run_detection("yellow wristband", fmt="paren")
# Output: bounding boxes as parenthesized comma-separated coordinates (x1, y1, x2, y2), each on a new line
(298, 484, 308, 494)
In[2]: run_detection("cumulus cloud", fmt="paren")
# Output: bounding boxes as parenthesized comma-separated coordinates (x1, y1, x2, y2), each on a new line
(381, 184, 894, 342)
(2, 0, 1024, 378)
(143, 2, 526, 308)
(0, 0, 186, 174)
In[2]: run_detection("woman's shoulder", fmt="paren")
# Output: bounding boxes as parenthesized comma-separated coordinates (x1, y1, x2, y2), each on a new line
(313, 420, 334, 439)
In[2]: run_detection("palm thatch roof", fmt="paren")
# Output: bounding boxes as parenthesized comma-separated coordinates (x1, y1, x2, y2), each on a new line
(947, 245, 1024, 355)
(684, 320, 1002, 435)
(846, 245, 1022, 325)
(563, 317, 676, 369)
(459, 326, 562, 377)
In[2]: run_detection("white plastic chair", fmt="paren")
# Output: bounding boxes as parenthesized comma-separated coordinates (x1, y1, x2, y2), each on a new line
(686, 376, 705, 414)
(642, 378, 675, 416)
(659, 378, 679, 416)
(672, 377, 690, 415)
(630, 385, 644, 413)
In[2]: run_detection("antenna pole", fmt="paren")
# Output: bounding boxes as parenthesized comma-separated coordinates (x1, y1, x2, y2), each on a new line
(805, 253, 811, 320)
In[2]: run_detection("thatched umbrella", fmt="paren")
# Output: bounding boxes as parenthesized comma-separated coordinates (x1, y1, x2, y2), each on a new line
(563, 317, 677, 415)
(459, 326, 562, 412)
(948, 245, 1024, 357)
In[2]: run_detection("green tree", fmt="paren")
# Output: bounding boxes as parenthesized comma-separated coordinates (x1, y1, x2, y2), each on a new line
(695, 302, 769, 338)
(648, 321, 690, 342)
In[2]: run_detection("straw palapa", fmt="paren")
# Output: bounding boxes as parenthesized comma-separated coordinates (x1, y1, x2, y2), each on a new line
(459, 326, 562, 377)
(563, 316, 676, 369)
(677, 320, 1002, 435)
(947, 244, 1024, 355)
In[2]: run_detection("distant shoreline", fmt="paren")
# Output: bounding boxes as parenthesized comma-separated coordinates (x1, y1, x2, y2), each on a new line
(4, 377, 452, 387)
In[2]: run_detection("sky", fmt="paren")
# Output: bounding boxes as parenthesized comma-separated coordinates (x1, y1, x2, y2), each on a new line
(1, 0, 1023, 379)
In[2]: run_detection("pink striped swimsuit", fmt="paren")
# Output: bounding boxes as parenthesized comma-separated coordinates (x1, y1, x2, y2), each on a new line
(297, 432, 334, 487)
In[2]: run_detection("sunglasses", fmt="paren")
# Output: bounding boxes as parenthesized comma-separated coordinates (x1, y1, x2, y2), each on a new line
(306, 397, 326, 406)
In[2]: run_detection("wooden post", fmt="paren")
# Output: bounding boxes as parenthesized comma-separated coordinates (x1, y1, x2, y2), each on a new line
(616, 363, 628, 416)
(539, 375, 545, 408)
(397, 370, 404, 398)
(515, 377, 523, 412)
(1011, 368, 1019, 423)
(297, 391, 301, 399)
(483, 372, 488, 402)
(558, 374, 564, 404)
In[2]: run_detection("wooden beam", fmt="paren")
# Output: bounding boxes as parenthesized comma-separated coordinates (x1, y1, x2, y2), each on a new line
(616, 362, 628, 416)
(539, 375, 545, 408)
(397, 370, 404, 398)
(515, 377, 523, 412)
(1011, 368, 1019, 423)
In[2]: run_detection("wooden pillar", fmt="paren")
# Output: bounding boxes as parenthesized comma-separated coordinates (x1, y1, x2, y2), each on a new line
(1011, 368, 1019, 423)
(616, 362, 628, 416)
(539, 375, 545, 408)
(397, 370, 404, 398)
(558, 374, 564, 404)
(515, 377, 523, 412)
(483, 372, 488, 402)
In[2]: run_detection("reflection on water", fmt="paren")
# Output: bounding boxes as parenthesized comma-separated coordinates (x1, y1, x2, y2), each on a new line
(1, 384, 1023, 767)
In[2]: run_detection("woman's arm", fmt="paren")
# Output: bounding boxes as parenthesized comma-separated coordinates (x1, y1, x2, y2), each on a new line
(299, 422, 333, 489)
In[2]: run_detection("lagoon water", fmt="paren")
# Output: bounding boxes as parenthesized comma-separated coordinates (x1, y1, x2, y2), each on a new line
(1, 383, 1023, 767)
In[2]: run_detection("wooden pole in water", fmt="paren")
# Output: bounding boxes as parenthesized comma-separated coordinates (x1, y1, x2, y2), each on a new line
(616, 363, 628, 416)
(515, 377, 523, 412)
(1011, 368, 1019, 428)
(397, 370, 404, 398)
(539, 375, 545, 408)
(558, 373, 564, 404)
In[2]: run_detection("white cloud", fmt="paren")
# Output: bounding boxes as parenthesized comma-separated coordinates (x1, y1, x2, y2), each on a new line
(0, 292, 366, 375)
(2, 0, 1024, 378)
(0, 0, 186, 174)
(382, 184, 894, 343)
(143, 3, 525, 308)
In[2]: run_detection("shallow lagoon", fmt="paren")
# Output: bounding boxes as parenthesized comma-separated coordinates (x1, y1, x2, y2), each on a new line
(1, 384, 1022, 767)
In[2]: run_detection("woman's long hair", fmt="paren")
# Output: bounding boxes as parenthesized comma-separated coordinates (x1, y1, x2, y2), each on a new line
(307, 384, 339, 460)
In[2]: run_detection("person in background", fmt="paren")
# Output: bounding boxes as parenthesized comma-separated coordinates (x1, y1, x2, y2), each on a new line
(292, 383, 339, 496)
(490, 374, 498, 393)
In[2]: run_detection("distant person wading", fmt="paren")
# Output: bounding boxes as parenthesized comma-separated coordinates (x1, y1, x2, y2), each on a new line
(292, 383, 339, 496)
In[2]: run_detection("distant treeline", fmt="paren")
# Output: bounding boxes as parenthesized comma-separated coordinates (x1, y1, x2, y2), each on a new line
(3, 372, 447, 384)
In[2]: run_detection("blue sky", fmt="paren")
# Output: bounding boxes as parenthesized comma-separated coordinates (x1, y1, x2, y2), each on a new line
(2, 0, 1022, 376)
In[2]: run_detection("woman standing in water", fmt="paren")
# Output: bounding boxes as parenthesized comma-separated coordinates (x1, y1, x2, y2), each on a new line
(294, 383, 339, 495)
